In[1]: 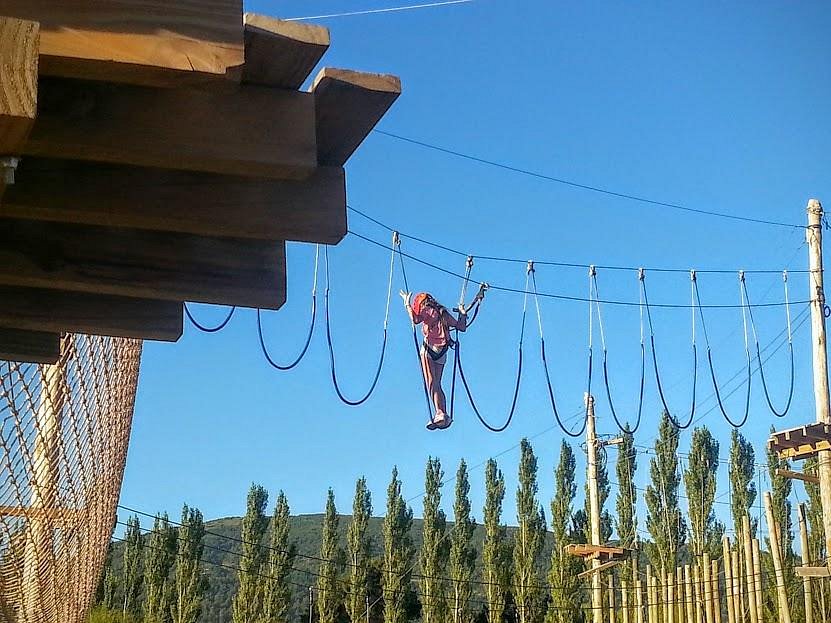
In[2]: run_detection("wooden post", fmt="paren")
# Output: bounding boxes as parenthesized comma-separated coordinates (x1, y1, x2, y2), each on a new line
(610, 574, 617, 623)
(684, 565, 694, 623)
(703, 554, 714, 623)
(667, 568, 675, 623)
(799, 503, 814, 623)
(764, 492, 793, 623)
(636, 579, 645, 623)
(622, 579, 630, 623)
(694, 565, 704, 623)
(722, 537, 735, 623)
(661, 567, 669, 623)
(676, 567, 684, 623)
(751, 539, 763, 623)
(730, 550, 742, 623)
(741, 515, 758, 623)
(711, 559, 722, 623)
(586, 394, 603, 623)
(807, 198, 831, 563)
(647, 568, 654, 623)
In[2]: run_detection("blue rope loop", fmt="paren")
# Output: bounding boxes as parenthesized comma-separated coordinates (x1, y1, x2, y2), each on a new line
(184, 304, 236, 333)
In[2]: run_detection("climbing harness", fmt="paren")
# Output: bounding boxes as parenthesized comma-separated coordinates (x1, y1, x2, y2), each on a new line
(453, 261, 528, 433)
(742, 271, 794, 418)
(697, 271, 752, 428)
(529, 263, 589, 438)
(642, 270, 698, 430)
(257, 245, 319, 370)
(323, 238, 395, 406)
(590, 268, 645, 434)
(184, 304, 236, 333)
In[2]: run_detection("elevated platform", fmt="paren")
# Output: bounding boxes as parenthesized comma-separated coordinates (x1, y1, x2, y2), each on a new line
(768, 423, 831, 460)
(565, 543, 627, 562)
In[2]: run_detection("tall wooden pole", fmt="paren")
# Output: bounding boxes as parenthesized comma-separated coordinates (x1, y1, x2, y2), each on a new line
(741, 515, 758, 623)
(722, 537, 735, 623)
(636, 579, 645, 623)
(661, 567, 669, 623)
(703, 554, 714, 623)
(683, 565, 693, 623)
(610, 575, 617, 623)
(799, 503, 814, 623)
(807, 198, 831, 562)
(751, 539, 763, 623)
(676, 567, 684, 623)
(711, 559, 722, 623)
(730, 550, 741, 623)
(622, 579, 630, 623)
(586, 393, 603, 623)
(764, 492, 793, 623)
(694, 565, 703, 623)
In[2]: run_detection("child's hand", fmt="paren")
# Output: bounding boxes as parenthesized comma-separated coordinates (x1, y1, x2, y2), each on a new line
(399, 290, 411, 305)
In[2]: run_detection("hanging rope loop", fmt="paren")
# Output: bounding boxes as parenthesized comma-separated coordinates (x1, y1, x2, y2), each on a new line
(184, 304, 236, 333)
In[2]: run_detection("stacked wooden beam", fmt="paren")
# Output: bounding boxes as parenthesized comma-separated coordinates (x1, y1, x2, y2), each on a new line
(0, 3, 401, 363)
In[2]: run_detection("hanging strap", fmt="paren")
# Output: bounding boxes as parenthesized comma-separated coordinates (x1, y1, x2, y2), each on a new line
(323, 238, 394, 406)
(743, 271, 794, 418)
(642, 270, 698, 429)
(258, 245, 319, 370)
(697, 271, 751, 428)
(591, 268, 645, 434)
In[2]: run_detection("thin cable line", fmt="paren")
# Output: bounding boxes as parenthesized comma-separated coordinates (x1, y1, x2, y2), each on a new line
(284, 0, 473, 21)
(370, 131, 803, 229)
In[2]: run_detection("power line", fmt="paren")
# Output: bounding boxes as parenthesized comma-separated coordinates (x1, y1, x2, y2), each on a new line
(284, 0, 474, 21)
(371, 130, 804, 230)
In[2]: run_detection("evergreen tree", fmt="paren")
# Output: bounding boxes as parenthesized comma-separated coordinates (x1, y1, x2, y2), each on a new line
(347, 478, 372, 623)
(103, 565, 119, 611)
(644, 412, 686, 572)
(233, 484, 269, 623)
(547, 441, 583, 623)
(514, 439, 546, 623)
(383, 467, 415, 623)
(450, 460, 476, 623)
(683, 427, 722, 558)
(804, 458, 829, 621)
(122, 514, 143, 618)
(482, 459, 509, 623)
(729, 429, 758, 539)
(317, 489, 343, 623)
(262, 491, 296, 623)
(172, 504, 206, 623)
(144, 512, 177, 623)
(614, 428, 637, 580)
(420, 457, 449, 623)
(583, 444, 613, 544)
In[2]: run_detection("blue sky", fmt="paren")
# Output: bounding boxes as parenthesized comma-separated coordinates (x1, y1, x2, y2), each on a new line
(119, 1, 831, 542)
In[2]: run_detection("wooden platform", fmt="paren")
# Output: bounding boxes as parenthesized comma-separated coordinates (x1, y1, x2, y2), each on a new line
(565, 543, 627, 562)
(0, 3, 401, 363)
(768, 423, 831, 460)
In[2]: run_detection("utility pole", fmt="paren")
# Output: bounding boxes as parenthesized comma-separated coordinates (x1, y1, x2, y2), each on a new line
(806, 198, 831, 563)
(586, 393, 603, 623)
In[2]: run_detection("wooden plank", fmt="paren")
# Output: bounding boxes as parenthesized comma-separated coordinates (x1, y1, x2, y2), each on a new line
(796, 566, 831, 578)
(0, 286, 182, 341)
(775, 468, 820, 485)
(0, 506, 79, 521)
(0, 17, 39, 154)
(1, 0, 245, 88)
(2, 158, 346, 244)
(243, 14, 329, 89)
(26, 77, 317, 180)
(0, 218, 286, 309)
(312, 67, 401, 165)
(0, 328, 59, 364)
(577, 559, 622, 579)
(565, 543, 626, 557)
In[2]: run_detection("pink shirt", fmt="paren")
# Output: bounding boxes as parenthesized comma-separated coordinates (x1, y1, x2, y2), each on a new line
(414, 305, 466, 348)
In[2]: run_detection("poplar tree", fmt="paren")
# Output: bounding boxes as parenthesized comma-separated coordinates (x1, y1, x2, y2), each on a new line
(262, 491, 296, 623)
(450, 460, 476, 623)
(122, 514, 143, 618)
(683, 427, 722, 558)
(317, 489, 343, 623)
(547, 441, 582, 623)
(514, 439, 546, 623)
(765, 432, 797, 620)
(347, 478, 373, 623)
(233, 484, 269, 623)
(614, 429, 637, 577)
(729, 429, 758, 539)
(103, 565, 119, 611)
(420, 457, 449, 623)
(644, 412, 686, 572)
(383, 467, 415, 623)
(482, 459, 509, 623)
(172, 504, 206, 623)
(804, 458, 829, 620)
(144, 512, 177, 623)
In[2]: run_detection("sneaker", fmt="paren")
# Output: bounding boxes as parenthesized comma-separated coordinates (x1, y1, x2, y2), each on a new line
(435, 416, 453, 430)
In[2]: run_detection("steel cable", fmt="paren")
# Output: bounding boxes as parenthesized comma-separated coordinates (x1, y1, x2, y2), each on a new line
(184, 303, 236, 333)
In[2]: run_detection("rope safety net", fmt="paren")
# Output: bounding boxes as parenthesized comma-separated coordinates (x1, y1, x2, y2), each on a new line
(0, 334, 142, 623)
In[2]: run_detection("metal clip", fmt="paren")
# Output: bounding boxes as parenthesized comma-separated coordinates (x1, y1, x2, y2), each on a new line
(589, 265, 596, 277)
(638, 268, 645, 281)
(783, 270, 788, 283)
(466, 255, 475, 270)
(392, 231, 400, 246)
(527, 260, 535, 274)
(739, 270, 745, 282)
(690, 269, 696, 282)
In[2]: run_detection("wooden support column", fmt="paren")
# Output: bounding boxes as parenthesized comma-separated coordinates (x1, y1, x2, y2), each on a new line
(622, 579, 630, 623)
(667, 568, 674, 623)
(586, 394, 603, 623)
(646, 567, 654, 623)
(742, 516, 758, 623)
(703, 554, 714, 623)
(806, 199, 831, 564)
(799, 503, 814, 623)
(676, 567, 684, 623)
(636, 579, 645, 623)
(0, 328, 60, 364)
(764, 492, 793, 623)
(711, 559, 722, 623)
(751, 539, 763, 623)
(730, 550, 741, 623)
(610, 575, 616, 623)
(722, 537, 736, 623)
(694, 565, 703, 623)
(684, 565, 693, 623)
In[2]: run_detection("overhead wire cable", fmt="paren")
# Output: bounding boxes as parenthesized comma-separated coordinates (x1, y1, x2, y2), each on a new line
(257, 245, 319, 370)
(591, 268, 645, 434)
(370, 131, 804, 230)
(184, 303, 236, 333)
(284, 0, 474, 21)
(742, 272, 795, 418)
(323, 239, 395, 406)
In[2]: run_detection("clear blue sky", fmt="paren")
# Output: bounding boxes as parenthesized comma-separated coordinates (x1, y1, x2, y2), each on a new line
(119, 1, 831, 542)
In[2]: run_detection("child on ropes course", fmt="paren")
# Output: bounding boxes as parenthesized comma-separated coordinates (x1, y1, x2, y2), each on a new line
(400, 289, 485, 430)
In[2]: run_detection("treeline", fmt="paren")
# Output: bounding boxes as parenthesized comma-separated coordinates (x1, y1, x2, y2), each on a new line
(94, 413, 830, 623)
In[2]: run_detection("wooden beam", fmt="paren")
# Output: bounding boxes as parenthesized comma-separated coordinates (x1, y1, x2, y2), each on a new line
(577, 559, 622, 580)
(0, 328, 60, 364)
(243, 14, 329, 89)
(312, 67, 401, 165)
(775, 468, 820, 485)
(0, 286, 182, 341)
(0, 506, 79, 521)
(0, 17, 39, 155)
(796, 566, 831, 578)
(3, 158, 346, 244)
(565, 543, 626, 558)
(26, 77, 317, 180)
(0, 219, 286, 309)
(1, 0, 245, 88)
